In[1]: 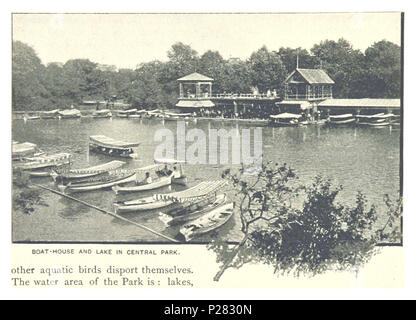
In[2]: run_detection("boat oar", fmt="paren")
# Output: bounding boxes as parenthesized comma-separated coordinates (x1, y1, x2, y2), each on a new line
(32, 183, 179, 243)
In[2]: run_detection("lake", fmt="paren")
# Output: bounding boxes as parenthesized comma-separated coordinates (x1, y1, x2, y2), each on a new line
(12, 117, 401, 243)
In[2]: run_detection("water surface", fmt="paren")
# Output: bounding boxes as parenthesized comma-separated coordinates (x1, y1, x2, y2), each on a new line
(12, 117, 401, 242)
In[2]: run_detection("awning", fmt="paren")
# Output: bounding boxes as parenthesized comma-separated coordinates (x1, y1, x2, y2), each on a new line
(176, 100, 215, 108)
(89, 135, 140, 148)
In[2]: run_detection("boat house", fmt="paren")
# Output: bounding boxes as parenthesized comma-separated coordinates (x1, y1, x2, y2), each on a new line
(276, 68, 335, 114)
(175, 72, 279, 117)
(175, 72, 215, 110)
(317, 98, 401, 115)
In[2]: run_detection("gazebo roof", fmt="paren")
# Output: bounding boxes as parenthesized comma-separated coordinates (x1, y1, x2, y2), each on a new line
(177, 72, 214, 82)
(286, 68, 335, 84)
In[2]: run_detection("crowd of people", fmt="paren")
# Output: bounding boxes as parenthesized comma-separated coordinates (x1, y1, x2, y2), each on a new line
(191, 105, 276, 120)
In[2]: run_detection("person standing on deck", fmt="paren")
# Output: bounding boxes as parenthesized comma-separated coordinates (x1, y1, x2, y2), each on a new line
(172, 166, 182, 179)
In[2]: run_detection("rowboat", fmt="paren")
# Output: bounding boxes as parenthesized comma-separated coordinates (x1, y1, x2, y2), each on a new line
(57, 172, 136, 193)
(154, 158, 187, 185)
(89, 135, 140, 158)
(326, 114, 356, 126)
(179, 202, 234, 241)
(159, 193, 227, 226)
(40, 109, 60, 119)
(162, 112, 193, 121)
(154, 180, 227, 202)
(51, 160, 125, 183)
(92, 109, 112, 118)
(116, 109, 137, 118)
(13, 153, 72, 177)
(269, 113, 303, 127)
(24, 115, 40, 120)
(390, 115, 401, 128)
(112, 174, 173, 194)
(58, 109, 81, 119)
(114, 196, 174, 213)
(114, 180, 227, 213)
(356, 113, 394, 128)
(127, 109, 147, 118)
(146, 109, 163, 118)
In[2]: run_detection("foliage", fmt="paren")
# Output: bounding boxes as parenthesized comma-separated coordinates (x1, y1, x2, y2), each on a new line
(209, 162, 402, 281)
(248, 46, 287, 93)
(12, 170, 47, 215)
(12, 39, 401, 111)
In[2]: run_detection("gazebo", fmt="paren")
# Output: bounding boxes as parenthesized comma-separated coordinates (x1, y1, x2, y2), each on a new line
(176, 72, 215, 109)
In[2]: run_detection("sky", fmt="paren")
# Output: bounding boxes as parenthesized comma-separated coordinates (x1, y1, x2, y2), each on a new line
(12, 13, 402, 69)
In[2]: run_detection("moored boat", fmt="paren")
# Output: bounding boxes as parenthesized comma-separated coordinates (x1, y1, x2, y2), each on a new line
(154, 158, 187, 185)
(127, 109, 147, 118)
(325, 113, 355, 126)
(269, 113, 303, 127)
(92, 109, 112, 118)
(162, 112, 193, 121)
(116, 109, 137, 118)
(24, 115, 40, 120)
(146, 109, 163, 118)
(51, 160, 125, 183)
(12, 142, 42, 160)
(112, 174, 173, 194)
(40, 109, 60, 119)
(390, 115, 401, 128)
(58, 109, 81, 119)
(89, 135, 140, 158)
(57, 172, 136, 193)
(13, 153, 72, 177)
(179, 202, 234, 242)
(114, 180, 227, 214)
(114, 196, 174, 213)
(356, 113, 394, 128)
(159, 193, 227, 226)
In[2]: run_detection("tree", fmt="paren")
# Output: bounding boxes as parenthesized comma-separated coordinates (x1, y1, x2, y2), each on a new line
(209, 162, 402, 281)
(364, 40, 401, 98)
(128, 61, 166, 109)
(311, 39, 366, 98)
(198, 50, 226, 93)
(12, 41, 48, 110)
(277, 47, 319, 72)
(222, 58, 252, 93)
(167, 42, 199, 78)
(62, 59, 107, 103)
(248, 46, 287, 93)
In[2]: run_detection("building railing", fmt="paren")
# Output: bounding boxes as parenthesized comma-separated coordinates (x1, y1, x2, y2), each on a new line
(284, 94, 332, 101)
(179, 93, 279, 100)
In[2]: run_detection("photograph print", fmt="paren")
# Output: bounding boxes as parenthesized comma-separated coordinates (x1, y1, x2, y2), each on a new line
(12, 13, 402, 280)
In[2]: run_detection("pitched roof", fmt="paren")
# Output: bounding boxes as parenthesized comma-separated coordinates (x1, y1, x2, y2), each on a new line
(286, 68, 335, 84)
(177, 72, 214, 82)
(318, 98, 400, 108)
